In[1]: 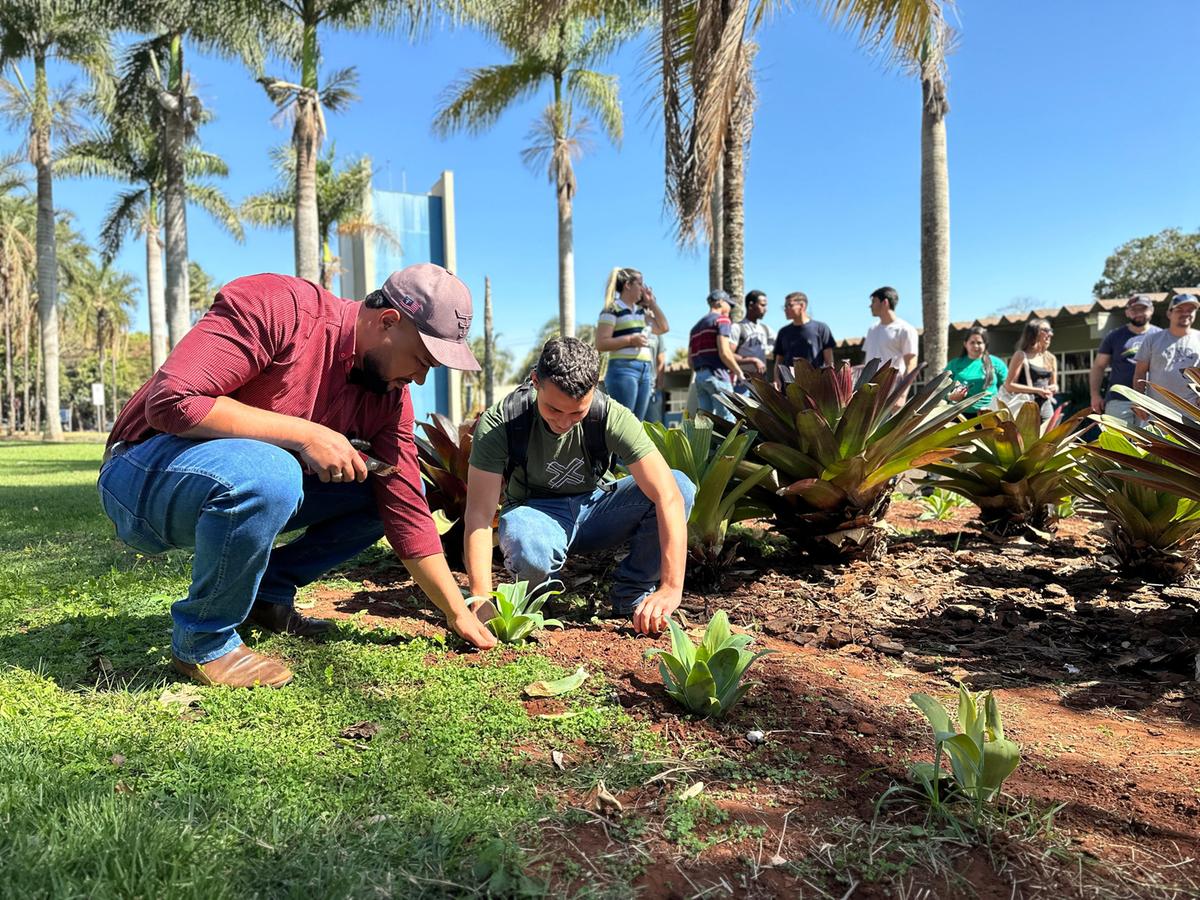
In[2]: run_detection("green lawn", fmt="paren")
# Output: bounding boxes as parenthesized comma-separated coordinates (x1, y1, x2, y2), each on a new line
(0, 442, 654, 899)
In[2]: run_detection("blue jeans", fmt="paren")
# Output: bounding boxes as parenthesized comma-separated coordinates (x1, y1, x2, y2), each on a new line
(497, 471, 696, 614)
(97, 434, 385, 664)
(605, 358, 653, 421)
(694, 369, 735, 421)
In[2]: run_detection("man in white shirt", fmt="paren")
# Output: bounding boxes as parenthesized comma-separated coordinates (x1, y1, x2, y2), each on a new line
(863, 286, 919, 411)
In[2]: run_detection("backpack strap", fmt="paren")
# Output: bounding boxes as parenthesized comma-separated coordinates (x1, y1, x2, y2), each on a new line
(583, 391, 613, 483)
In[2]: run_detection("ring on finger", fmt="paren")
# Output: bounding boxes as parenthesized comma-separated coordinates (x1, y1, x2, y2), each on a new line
(332, 471, 344, 481)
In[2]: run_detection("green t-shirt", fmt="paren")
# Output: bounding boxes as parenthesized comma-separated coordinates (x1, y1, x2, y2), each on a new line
(471, 389, 656, 503)
(945, 354, 1008, 411)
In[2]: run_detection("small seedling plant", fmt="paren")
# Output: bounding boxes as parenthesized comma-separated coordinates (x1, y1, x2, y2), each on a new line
(647, 611, 772, 718)
(888, 683, 1021, 829)
(479, 579, 564, 643)
(916, 487, 969, 521)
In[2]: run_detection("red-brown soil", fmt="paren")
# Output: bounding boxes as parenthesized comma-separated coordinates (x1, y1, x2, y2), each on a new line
(307, 500, 1200, 898)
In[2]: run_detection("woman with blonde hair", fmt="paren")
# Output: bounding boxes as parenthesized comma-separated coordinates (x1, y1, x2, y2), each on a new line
(1001, 317, 1058, 421)
(595, 267, 670, 420)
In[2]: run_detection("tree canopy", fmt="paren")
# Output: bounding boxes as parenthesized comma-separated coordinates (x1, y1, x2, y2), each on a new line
(1093, 227, 1200, 298)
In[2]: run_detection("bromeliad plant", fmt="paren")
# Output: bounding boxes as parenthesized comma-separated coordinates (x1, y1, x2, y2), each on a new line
(643, 419, 775, 587)
(1069, 428, 1200, 581)
(478, 579, 564, 643)
(647, 611, 772, 718)
(921, 403, 1089, 536)
(907, 684, 1021, 825)
(916, 487, 970, 521)
(721, 360, 988, 556)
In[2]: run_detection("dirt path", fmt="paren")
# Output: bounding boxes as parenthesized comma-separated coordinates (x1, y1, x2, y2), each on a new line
(307, 501, 1200, 897)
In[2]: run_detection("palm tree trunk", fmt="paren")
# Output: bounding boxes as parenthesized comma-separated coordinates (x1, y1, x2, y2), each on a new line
(97, 313, 106, 430)
(33, 322, 43, 433)
(3, 285, 14, 435)
(162, 34, 191, 347)
(293, 23, 321, 282)
(483, 275, 494, 407)
(721, 134, 745, 303)
(146, 196, 168, 370)
(920, 69, 950, 375)
(33, 52, 62, 440)
(709, 160, 723, 292)
(320, 237, 335, 290)
(110, 333, 118, 422)
(21, 299, 31, 432)
(556, 179, 576, 339)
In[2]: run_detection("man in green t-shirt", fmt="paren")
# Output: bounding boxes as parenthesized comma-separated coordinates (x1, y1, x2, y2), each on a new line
(465, 338, 695, 635)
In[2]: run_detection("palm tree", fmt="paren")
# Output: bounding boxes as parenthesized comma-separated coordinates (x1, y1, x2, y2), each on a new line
(916, 12, 951, 373)
(241, 144, 399, 292)
(106, 0, 265, 351)
(63, 257, 136, 427)
(434, 2, 643, 338)
(248, 0, 404, 284)
(0, 155, 35, 433)
(0, 0, 109, 438)
(57, 122, 242, 371)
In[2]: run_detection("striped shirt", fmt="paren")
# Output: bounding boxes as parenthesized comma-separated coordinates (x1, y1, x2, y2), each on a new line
(598, 300, 654, 362)
(688, 311, 733, 373)
(107, 273, 441, 560)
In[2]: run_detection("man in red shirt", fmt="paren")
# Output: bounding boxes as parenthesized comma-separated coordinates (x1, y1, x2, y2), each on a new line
(99, 264, 497, 688)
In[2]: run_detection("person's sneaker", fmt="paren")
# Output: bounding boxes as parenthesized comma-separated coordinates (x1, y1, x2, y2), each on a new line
(172, 645, 293, 688)
(245, 601, 334, 637)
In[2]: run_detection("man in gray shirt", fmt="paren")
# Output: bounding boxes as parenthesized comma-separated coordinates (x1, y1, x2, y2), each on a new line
(1133, 292, 1200, 415)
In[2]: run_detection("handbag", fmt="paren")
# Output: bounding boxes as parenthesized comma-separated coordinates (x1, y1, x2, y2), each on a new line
(989, 357, 1036, 413)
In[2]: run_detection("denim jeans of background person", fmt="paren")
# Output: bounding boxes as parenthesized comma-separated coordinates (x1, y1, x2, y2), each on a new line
(605, 357, 653, 419)
(694, 368, 734, 420)
(97, 266, 497, 688)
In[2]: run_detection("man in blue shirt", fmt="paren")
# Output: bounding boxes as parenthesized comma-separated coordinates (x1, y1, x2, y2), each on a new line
(1088, 294, 1161, 427)
(772, 292, 835, 385)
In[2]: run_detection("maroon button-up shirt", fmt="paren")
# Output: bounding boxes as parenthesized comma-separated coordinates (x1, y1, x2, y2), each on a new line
(108, 273, 442, 559)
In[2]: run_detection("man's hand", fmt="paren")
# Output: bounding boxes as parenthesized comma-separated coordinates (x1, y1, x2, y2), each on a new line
(1090, 393, 1105, 414)
(633, 587, 682, 636)
(748, 358, 766, 375)
(449, 607, 498, 650)
(297, 423, 369, 483)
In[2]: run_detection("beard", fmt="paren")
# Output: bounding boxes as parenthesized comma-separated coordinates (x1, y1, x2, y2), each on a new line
(348, 351, 395, 395)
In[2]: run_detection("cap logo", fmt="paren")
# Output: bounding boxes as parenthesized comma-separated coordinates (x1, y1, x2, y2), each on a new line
(395, 291, 421, 314)
(455, 311, 471, 340)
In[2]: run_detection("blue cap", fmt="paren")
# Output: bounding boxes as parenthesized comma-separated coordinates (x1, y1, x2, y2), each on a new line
(707, 289, 731, 306)
(1170, 293, 1199, 309)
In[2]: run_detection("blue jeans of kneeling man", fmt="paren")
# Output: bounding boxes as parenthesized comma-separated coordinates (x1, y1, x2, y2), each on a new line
(97, 434, 385, 664)
(498, 470, 696, 615)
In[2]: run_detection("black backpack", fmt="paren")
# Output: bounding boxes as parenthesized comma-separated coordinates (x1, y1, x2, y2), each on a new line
(501, 381, 612, 498)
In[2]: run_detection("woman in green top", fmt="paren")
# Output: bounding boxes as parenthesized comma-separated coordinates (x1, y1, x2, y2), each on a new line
(945, 327, 1008, 412)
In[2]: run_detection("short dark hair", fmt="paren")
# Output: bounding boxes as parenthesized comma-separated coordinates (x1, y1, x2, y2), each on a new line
(535, 337, 600, 399)
(364, 289, 388, 309)
(784, 291, 808, 306)
(870, 286, 899, 310)
(745, 289, 767, 306)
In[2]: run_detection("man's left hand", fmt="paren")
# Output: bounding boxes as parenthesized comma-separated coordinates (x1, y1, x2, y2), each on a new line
(633, 587, 682, 636)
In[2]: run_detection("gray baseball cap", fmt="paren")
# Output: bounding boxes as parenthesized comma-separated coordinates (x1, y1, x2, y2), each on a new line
(381, 264, 480, 371)
(1127, 294, 1154, 309)
(707, 289, 732, 306)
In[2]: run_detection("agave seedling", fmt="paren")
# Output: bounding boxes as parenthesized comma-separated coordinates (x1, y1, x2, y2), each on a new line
(721, 360, 988, 556)
(1068, 428, 1200, 580)
(909, 684, 1021, 824)
(915, 487, 970, 521)
(643, 419, 775, 587)
(476, 579, 564, 643)
(646, 611, 772, 718)
(921, 403, 1089, 535)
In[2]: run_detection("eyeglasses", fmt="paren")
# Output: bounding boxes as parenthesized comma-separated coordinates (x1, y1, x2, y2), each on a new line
(1039, 329, 1054, 336)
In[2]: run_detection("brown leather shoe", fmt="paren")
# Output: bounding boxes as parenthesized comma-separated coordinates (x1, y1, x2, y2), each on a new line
(172, 644, 293, 688)
(246, 601, 335, 637)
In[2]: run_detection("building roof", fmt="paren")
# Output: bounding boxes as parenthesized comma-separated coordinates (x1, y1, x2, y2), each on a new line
(834, 288, 1200, 348)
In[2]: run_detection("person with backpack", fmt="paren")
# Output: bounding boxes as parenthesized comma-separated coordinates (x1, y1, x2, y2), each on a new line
(463, 337, 695, 636)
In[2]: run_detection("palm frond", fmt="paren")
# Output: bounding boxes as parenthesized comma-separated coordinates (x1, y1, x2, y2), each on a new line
(567, 68, 622, 144)
(240, 189, 295, 230)
(98, 187, 149, 262)
(183, 148, 230, 178)
(432, 60, 547, 137)
(186, 181, 244, 241)
(319, 66, 360, 112)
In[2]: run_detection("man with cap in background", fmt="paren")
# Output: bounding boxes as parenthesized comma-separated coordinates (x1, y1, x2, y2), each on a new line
(1133, 292, 1200, 417)
(687, 289, 743, 421)
(99, 265, 497, 689)
(1088, 293, 1160, 427)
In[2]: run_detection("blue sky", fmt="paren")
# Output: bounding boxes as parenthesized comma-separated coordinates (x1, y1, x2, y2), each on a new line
(5, 0, 1198, 364)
